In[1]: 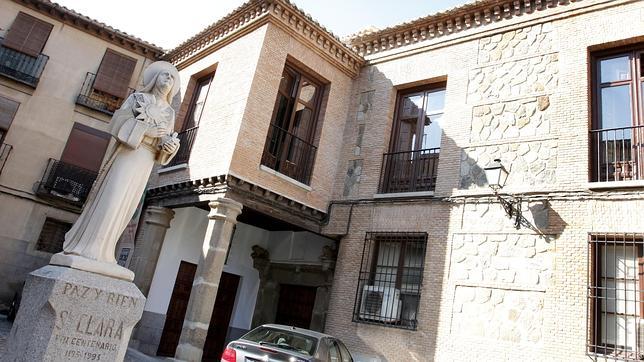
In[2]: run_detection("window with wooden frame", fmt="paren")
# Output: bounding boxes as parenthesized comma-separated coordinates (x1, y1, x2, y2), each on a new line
(261, 64, 324, 185)
(0, 95, 19, 144)
(353, 232, 427, 330)
(591, 48, 644, 183)
(3, 12, 53, 57)
(36, 218, 72, 253)
(588, 233, 644, 361)
(166, 72, 214, 167)
(378, 84, 446, 194)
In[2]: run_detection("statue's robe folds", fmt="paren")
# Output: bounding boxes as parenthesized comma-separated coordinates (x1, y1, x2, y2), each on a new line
(61, 93, 177, 266)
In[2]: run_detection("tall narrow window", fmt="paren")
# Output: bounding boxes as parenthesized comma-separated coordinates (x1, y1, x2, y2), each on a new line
(261, 65, 324, 185)
(591, 49, 644, 182)
(3, 12, 53, 57)
(353, 232, 427, 330)
(588, 233, 644, 360)
(379, 84, 445, 193)
(167, 73, 214, 167)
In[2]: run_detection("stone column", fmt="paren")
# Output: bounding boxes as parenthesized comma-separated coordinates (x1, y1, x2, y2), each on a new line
(129, 206, 175, 296)
(175, 197, 242, 361)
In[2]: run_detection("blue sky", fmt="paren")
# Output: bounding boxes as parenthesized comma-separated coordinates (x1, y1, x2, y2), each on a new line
(54, 0, 470, 49)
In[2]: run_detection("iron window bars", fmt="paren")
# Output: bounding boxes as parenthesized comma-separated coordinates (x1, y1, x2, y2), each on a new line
(353, 232, 428, 330)
(588, 233, 644, 361)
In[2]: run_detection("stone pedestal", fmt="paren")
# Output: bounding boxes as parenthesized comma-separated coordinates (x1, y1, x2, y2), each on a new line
(175, 197, 242, 362)
(2, 265, 145, 362)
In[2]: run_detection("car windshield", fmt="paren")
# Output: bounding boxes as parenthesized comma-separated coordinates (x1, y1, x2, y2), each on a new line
(241, 327, 318, 356)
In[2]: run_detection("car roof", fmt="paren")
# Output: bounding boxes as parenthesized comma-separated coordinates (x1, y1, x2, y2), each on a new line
(259, 324, 334, 340)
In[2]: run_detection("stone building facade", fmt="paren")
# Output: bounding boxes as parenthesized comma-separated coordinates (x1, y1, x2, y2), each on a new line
(0, 0, 161, 303)
(1, 0, 644, 361)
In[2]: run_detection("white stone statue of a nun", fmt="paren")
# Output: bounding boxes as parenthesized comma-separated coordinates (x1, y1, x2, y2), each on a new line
(50, 61, 181, 281)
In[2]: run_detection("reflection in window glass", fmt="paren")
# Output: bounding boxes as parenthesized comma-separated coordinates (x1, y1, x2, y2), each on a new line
(422, 114, 442, 150)
(600, 56, 631, 83)
(298, 82, 317, 104)
(600, 85, 632, 130)
(426, 89, 445, 114)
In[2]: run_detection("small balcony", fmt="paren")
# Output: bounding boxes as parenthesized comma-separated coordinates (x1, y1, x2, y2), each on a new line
(76, 72, 134, 115)
(36, 158, 98, 207)
(166, 126, 199, 167)
(590, 125, 644, 183)
(0, 37, 48, 87)
(378, 148, 439, 194)
(0, 143, 12, 176)
(261, 124, 317, 185)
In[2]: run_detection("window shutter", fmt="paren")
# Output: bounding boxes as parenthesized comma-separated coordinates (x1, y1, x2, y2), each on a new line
(3, 12, 53, 57)
(93, 49, 137, 99)
(0, 96, 19, 131)
(60, 123, 110, 172)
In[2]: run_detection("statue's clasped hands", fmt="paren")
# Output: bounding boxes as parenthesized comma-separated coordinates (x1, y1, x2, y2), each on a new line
(160, 133, 180, 154)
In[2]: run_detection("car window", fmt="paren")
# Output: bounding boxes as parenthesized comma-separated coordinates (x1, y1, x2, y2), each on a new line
(241, 326, 318, 356)
(336, 340, 352, 362)
(328, 341, 341, 362)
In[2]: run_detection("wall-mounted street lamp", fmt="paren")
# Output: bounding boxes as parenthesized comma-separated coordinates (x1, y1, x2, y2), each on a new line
(483, 159, 521, 229)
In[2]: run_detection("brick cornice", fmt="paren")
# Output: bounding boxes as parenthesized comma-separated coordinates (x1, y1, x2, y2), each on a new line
(164, 0, 364, 78)
(11, 0, 164, 59)
(347, 0, 582, 57)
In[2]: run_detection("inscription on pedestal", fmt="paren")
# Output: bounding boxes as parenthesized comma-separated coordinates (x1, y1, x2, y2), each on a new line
(3, 266, 145, 362)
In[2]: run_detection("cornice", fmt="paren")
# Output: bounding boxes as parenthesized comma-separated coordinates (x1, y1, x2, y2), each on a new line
(11, 0, 164, 59)
(347, 0, 582, 57)
(164, 0, 364, 78)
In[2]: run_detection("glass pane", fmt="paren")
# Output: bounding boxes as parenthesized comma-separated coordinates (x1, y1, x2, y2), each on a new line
(602, 244, 638, 279)
(273, 94, 291, 130)
(400, 294, 419, 325)
(279, 71, 295, 95)
(421, 114, 443, 150)
(425, 89, 445, 114)
(602, 280, 638, 315)
(601, 314, 637, 350)
(374, 242, 400, 287)
(600, 56, 631, 83)
(298, 81, 318, 104)
(292, 104, 313, 140)
(396, 95, 422, 152)
(400, 95, 423, 119)
(600, 85, 632, 130)
(186, 76, 212, 128)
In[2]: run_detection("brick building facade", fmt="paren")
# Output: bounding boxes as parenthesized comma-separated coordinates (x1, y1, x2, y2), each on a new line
(1, 0, 643, 361)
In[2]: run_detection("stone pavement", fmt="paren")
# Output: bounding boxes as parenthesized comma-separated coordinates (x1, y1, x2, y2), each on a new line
(0, 314, 164, 361)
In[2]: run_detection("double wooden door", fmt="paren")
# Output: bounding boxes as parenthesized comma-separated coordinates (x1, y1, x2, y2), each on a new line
(157, 261, 240, 361)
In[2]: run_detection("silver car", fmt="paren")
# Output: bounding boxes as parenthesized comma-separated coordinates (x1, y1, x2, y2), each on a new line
(220, 324, 353, 362)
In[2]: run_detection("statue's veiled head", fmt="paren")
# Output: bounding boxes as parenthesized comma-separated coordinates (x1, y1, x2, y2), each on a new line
(140, 61, 181, 104)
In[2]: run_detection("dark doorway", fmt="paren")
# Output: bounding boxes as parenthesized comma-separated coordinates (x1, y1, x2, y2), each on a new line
(157, 261, 240, 361)
(202, 272, 241, 361)
(275, 284, 317, 329)
(157, 261, 197, 357)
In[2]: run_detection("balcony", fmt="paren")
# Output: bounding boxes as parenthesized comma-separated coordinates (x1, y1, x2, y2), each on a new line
(261, 124, 317, 185)
(590, 125, 644, 183)
(166, 126, 199, 167)
(76, 72, 134, 115)
(0, 37, 48, 87)
(378, 148, 439, 194)
(36, 158, 98, 207)
(0, 143, 12, 176)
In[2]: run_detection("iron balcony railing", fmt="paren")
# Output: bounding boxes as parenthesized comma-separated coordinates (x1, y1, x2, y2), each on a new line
(76, 72, 134, 115)
(167, 126, 199, 167)
(590, 125, 644, 183)
(0, 143, 12, 176)
(378, 148, 440, 194)
(0, 37, 49, 87)
(261, 124, 317, 185)
(36, 158, 98, 207)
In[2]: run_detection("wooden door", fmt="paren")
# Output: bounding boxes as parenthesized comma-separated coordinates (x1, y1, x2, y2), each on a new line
(202, 273, 240, 361)
(157, 261, 197, 356)
(275, 284, 317, 329)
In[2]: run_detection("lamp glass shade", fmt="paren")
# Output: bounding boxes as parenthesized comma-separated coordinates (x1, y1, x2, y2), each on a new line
(484, 160, 509, 189)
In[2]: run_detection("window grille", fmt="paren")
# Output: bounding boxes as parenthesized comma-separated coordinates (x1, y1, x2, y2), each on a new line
(588, 233, 644, 361)
(36, 218, 72, 254)
(353, 232, 427, 330)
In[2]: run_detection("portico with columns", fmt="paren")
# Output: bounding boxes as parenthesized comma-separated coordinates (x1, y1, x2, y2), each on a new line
(128, 176, 339, 360)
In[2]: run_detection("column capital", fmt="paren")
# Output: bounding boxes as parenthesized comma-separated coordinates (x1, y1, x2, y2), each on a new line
(144, 206, 175, 228)
(208, 197, 243, 222)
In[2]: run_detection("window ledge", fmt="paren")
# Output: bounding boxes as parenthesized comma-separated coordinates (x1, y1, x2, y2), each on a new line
(373, 191, 435, 199)
(587, 180, 644, 190)
(158, 163, 188, 174)
(259, 165, 312, 191)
